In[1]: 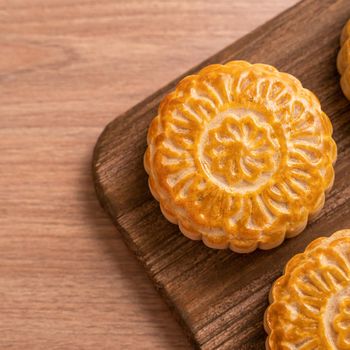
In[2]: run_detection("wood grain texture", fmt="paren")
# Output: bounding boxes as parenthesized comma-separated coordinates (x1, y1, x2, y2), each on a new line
(0, 1, 298, 349)
(93, 0, 350, 349)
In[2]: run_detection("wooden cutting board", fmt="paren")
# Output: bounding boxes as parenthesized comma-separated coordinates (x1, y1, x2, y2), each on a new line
(93, 0, 350, 348)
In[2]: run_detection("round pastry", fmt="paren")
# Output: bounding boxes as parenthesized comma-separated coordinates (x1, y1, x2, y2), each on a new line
(144, 61, 337, 253)
(265, 229, 350, 350)
(337, 19, 350, 100)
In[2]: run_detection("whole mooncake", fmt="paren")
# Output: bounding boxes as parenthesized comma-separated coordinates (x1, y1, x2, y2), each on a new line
(337, 19, 350, 100)
(144, 61, 337, 253)
(265, 229, 350, 350)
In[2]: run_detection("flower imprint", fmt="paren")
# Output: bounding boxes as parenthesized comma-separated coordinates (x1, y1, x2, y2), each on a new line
(265, 230, 350, 350)
(334, 298, 350, 349)
(144, 61, 337, 252)
(200, 113, 280, 193)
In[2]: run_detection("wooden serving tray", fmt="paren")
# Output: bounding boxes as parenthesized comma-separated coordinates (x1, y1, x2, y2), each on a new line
(93, 0, 350, 348)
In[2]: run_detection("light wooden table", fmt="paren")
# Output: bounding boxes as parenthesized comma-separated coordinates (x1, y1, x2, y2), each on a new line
(0, 1, 298, 349)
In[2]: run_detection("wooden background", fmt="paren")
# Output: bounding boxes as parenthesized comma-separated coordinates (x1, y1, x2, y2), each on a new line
(0, 1, 297, 349)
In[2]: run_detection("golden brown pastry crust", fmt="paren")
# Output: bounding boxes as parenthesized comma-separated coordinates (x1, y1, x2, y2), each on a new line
(145, 61, 337, 253)
(337, 20, 350, 100)
(265, 230, 350, 350)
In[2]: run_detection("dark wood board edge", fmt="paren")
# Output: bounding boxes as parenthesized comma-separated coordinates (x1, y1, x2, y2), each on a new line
(92, 117, 201, 350)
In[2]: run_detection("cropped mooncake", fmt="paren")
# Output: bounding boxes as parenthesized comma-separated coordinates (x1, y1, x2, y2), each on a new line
(337, 19, 350, 100)
(144, 61, 337, 253)
(265, 229, 350, 350)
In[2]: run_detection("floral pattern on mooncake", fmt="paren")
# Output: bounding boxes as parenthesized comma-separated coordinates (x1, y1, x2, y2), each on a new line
(144, 61, 336, 253)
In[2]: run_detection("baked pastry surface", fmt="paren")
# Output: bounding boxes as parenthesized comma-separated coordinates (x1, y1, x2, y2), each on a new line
(337, 19, 350, 100)
(144, 61, 336, 253)
(265, 229, 350, 350)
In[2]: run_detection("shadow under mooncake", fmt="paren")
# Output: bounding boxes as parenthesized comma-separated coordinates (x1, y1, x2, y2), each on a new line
(338, 19, 350, 100)
(144, 61, 337, 253)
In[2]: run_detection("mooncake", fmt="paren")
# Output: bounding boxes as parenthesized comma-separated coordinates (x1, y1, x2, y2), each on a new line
(337, 19, 350, 100)
(144, 61, 337, 253)
(265, 229, 350, 350)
